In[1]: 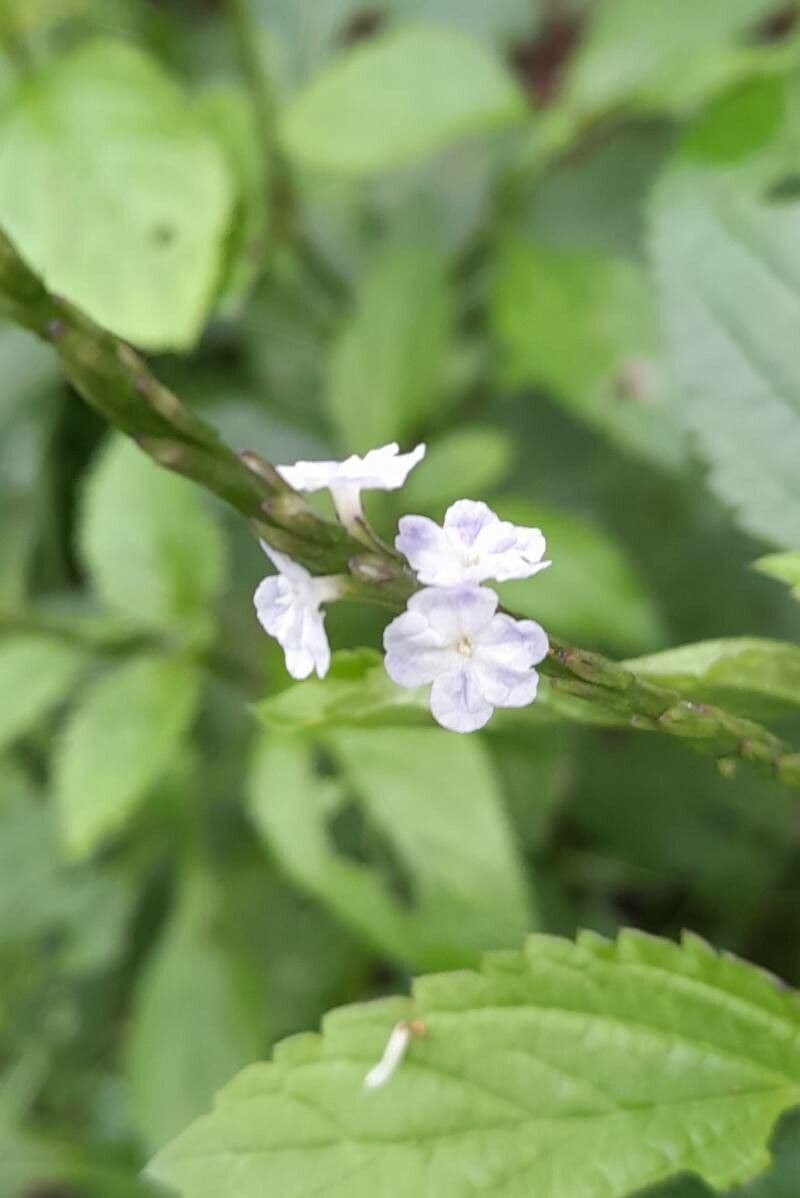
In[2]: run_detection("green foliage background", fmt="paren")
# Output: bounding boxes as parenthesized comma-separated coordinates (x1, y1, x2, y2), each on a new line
(2, 1, 800, 1195)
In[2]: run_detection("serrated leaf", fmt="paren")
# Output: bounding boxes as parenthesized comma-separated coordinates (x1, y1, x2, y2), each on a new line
(54, 653, 200, 858)
(625, 638, 800, 720)
(149, 930, 800, 1198)
(79, 435, 225, 643)
(492, 237, 686, 471)
(0, 39, 233, 350)
(126, 868, 263, 1152)
(495, 497, 665, 653)
(649, 80, 800, 548)
(648, 1108, 800, 1196)
(249, 727, 533, 968)
(281, 26, 525, 175)
(0, 635, 85, 752)
(325, 230, 452, 450)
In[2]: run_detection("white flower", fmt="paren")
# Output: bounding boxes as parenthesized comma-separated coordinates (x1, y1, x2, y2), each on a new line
(253, 543, 341, 680)
(396, 499, 550, 586)
(383, 585, 548, 733)
(277, 442, 426, 527)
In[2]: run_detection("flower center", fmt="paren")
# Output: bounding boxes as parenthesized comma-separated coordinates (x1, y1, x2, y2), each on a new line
(456, 636, 473, 658)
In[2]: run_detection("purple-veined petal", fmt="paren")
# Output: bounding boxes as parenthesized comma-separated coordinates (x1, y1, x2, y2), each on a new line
(429, 667, 494, 733)
(405, 585, 498, 640)
(476, 614, 549, 668)
(395, 514, 452, 582)
(474, 660, 540, 708)
(443, 499, 498, 547)
(472, 613, 547, 709)
(383, 608, 456, 687)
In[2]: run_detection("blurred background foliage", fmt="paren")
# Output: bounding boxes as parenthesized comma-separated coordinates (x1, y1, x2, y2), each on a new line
(2, 0, 800, 1194)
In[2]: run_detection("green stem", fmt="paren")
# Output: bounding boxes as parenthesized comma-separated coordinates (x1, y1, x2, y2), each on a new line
(223, 0, 293, 236)
(0, 227, 361, 575)
(222, 0, 349, 301)
(0, 226, 798, 792)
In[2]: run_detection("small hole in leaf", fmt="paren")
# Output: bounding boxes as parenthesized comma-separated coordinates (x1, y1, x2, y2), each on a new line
(765, 173, 800, 204)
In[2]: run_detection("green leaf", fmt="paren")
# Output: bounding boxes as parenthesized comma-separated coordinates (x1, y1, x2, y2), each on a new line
(495, 497, 665, 653)
(649, 79, 800, 548)
(564, 0, 788, 117)
(400, 426, 513, 512)
(54, 653, 200, 858)
(257, 649, 430, 731)
(492, 237, 686, 471)
(196, 86, 268, 313)
(258, 649, 624, 735)
(0, 635, 85, 752)
(326, 230, 452, 450)
(281, 26, 525, 175)
(0, 1115, 70, 1198)
(386, 0, 537, 42)
(0, 325, 61, 603)
(149, 930, 800, 1198)
(645, 1110, 800, 1197)
(753, 552, 800, 601)
(0, 763, 134, 970)
(126, 868, 263, 1152)
(0, 39, 233, 350)
(79, 435, 226, 643)
(0, 764, 62, 945)
(249, 727, 533, 968)
(625, 638, 800, 720)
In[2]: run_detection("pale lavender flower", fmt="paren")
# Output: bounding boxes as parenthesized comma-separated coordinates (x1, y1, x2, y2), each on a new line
(383, 585, 548, 733)
(277, 442, 426, 527)
(396, 499, 550, 586)
(254, 543, 341, 680)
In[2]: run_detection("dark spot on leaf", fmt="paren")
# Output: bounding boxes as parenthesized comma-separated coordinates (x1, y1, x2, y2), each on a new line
(751, 3, 800, 43)
(151, 223, 177, 248)
(340, 8, 385, 45)
(765, 173, 800, 204)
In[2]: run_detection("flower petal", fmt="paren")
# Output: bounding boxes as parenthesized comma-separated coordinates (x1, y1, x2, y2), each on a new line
(259, 539, 312, 585)
(304, 608, 331, 679)
(253, 576, 295, 638)
(477, 614, 549, 668)
(473, 519, 548, 582)
(254, 573, 331, 681)
(429, 667, 494, 733)
(383, 608, 455, 687)
(275, 458, 340, 493)
(277, 443, 425, 495)
(443, 499, 499, 547)
(473, 614, 547, 709)
(405, 585, 498, 640)
(395, 515, 454, 584)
